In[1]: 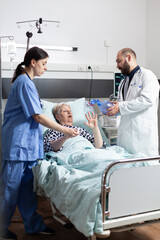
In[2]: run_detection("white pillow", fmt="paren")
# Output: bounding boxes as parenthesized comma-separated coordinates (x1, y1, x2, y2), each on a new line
(41, 98, 88, 133)
(41, 98, 109, 145)
(41, 97, 88, 123)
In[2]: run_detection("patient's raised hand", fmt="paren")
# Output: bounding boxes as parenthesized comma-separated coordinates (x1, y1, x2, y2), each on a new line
(84, 112, 98, 129)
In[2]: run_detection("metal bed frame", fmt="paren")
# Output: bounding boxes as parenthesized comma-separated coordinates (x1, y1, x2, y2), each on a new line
(46, 155, 160, 239)
(87, 156, 160, 239)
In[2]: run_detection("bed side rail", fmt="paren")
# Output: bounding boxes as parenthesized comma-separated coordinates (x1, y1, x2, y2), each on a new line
(101, 155, 160, 222)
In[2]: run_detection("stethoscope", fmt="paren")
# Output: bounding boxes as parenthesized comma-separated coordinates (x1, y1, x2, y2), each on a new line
(119, 76, 127, 93)
(118, 68, 142, 98)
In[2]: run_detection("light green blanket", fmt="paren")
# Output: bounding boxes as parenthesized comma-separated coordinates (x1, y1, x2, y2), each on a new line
(33, 136, 149, 237)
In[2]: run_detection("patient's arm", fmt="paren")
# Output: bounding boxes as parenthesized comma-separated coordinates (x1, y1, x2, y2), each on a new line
(84, 112, 103, 148)
(50, 135, 69, 152)
(32, 113, 79, 138)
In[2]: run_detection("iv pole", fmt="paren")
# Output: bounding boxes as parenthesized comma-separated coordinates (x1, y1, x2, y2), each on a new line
(26, 18, 43, 51)
(16, 18, 60, 51)
(0, 36, 14, 167)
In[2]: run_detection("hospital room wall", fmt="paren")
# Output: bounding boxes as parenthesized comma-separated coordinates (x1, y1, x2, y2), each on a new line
(146, 0, 160, 150)
(146, 0, 160, 78)
(0, 0, 147, 67)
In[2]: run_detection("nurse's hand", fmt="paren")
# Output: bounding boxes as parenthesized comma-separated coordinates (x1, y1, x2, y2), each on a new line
(63, 127, 79, 138)
(107, 101, 119, 116)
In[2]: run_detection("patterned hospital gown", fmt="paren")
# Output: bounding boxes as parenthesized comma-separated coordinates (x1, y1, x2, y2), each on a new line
(44, 125, 95, 153)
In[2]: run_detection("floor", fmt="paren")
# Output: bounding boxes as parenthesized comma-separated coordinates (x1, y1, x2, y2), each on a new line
(10, 196, 160, 240)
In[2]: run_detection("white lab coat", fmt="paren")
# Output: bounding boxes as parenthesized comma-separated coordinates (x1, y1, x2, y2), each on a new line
(117, 67, 160, 156)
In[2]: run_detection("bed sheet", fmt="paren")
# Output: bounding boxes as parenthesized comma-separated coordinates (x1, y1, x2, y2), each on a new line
(32, 136, 149, 237)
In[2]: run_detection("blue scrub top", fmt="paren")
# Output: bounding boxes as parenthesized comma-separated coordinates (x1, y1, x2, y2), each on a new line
(2, 74, 44, 161)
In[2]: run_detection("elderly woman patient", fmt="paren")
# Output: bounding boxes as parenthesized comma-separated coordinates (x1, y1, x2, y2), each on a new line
(44, 103, 106, 152)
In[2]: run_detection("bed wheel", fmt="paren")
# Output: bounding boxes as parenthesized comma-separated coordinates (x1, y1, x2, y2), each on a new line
(95, 230, 111, 238)
(64, 222, 74, 229)
(87, 235, 97, 240)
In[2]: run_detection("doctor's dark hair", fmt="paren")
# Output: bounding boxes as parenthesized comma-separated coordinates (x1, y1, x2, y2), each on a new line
(12, 46, 49, 83)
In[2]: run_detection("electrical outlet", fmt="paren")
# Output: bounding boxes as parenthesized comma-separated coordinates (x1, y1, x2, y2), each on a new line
(78, 65, 85, 71)
(94, 65, 100, 71)
(86, 65, 93, 71)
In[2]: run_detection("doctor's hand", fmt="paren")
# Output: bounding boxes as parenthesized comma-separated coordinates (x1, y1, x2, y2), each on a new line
(63, 127, 79, 138)
(107, 101, 120, 116)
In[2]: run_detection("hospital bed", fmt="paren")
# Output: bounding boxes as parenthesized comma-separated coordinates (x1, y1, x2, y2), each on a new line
(32, 97, 160, 240)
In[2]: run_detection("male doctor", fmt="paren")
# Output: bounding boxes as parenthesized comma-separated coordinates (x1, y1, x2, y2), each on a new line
(108, 48, 159, 156)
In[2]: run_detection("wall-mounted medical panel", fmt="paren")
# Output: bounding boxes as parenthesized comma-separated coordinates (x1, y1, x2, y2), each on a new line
(2, 78, 113, 99)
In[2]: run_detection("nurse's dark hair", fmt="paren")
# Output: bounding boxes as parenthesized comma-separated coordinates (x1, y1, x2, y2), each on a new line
(120, 48, 136, 59)
(12, 46, 49, 83)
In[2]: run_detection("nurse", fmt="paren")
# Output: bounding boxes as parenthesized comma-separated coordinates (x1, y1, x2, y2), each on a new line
(107, 48, 159, 156)
(0, 46, 79, 240)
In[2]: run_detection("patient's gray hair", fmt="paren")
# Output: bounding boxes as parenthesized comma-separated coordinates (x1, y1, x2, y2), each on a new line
(52, 103, 70, 123)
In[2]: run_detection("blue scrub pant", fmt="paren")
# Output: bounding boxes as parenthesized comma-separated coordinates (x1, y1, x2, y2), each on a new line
(0, 160, 46, 234)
